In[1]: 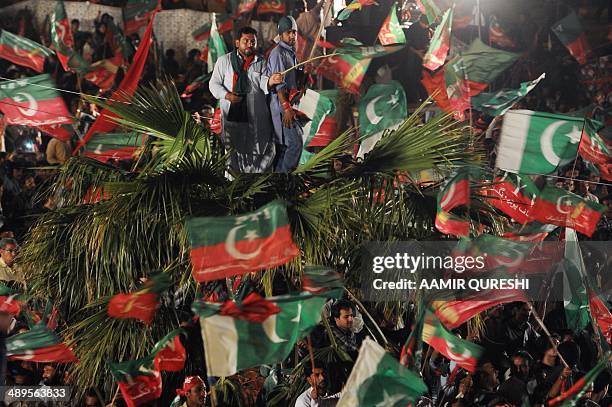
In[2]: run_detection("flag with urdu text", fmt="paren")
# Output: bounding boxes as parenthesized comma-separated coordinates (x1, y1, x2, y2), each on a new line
(471, 73, 545, 117)
(123, 0, 159, 35)
(107, 273, 171, 324)
(423, 7, 453, 71)
(359, 80, 407, 136)
(207, 14, 227, 74)
(422, 311, 483, 373)
(416, 0, 441, 24)
(377, 3, 406, 46)
(6, 323, 78, 362)
(435, 168, 471, 237)
(79, 12, 156, 149)
(193, 292, 328, 377)
(0, 74, 72, 126)
(186, 200, 299, 282)
(109, 358, 162, 407)
(546, 352, 611, 406)
(337, 0, 378, 21)
(151, 329, 186, 371)
(532, 184, 606, 237)
(337, 338, 428, 407)
(50, 0, 74, 71)
(483, 172, 540, 224)
(496, 110, 584, 174)
(0, 30, 53, 73)
(551, 12, 591, 65)
(579, 120, 611, 181)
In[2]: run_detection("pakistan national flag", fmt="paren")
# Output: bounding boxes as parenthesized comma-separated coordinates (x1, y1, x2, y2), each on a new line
(186, 200, 299, 282)
(471, 73, 545, 117)
(193, 292, 328, 377)
(359, 81, 406, 136)
(297, 89, 335, 164)
(496, 110, 584, 174)
(0, 74, 72, 126)
(337, 338, 427, 407)
(562, 228, 591, 333)
(207, 14, 227, 73)
(0, 30, 53, 73)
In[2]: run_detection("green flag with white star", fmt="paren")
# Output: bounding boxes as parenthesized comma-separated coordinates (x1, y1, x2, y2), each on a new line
(496, 110, 584, 174)
(471, 73, 545, 117)
(563, 228, 591, 333)
(337, 338, 427, 407)
(359, 81, 407, 136)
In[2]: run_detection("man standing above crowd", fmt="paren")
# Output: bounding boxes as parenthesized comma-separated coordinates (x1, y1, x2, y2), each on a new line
(209, 27, 283, 173)
(268, 17, 304, 173)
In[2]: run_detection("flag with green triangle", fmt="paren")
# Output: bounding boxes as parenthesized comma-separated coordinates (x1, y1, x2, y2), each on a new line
(186, 200, 299, 282)
(109, 357, 162, 407)
(422, 311, 483, 373)
(337, 338, 428, 406)
(546, 352, 610, 406)
(50, 0, 74, 71)
(579, 120, 611, 181)
(0, 74, 72, 126)
(471, 73, 545, 117)
(82, 132, 146, 161)
(444, 56, 488, 121)
(551, 12, 591, 65)
(562, 228, 591, 333)
(496, 110, 584, 174)
(359, 80, 406, 136)
(6, 322, 78, 362)
(193, 291, 328, 377)
(0, 30, 53, 73)
(377, 3, 406, 46)
(123, 0, 160, 35)
(423, 6, 453, 71)
(207, 14, 227, 74)
(337, 0, 378, 21)
(416, 0, 441, 24)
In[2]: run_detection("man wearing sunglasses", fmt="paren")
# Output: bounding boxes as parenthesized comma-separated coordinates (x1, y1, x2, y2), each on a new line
(0, 238, 24, 287)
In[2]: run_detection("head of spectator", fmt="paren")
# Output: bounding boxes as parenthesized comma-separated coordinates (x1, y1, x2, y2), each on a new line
(176, 376, 207, 407)
(82, 387, 103, 407)
(0, 237, 19, 268)
(331, 299, 355, 333)
(165, 49, 176, 61)
(509, 351, 532, 382)
(41, 363, 62, 386)
(510, 302, 529, 326)
(71, 18, 80, 33)
(476, 361, 500, 392)
(235, 26, 258, 59)
(304, 364, 327, 396)
(538, 339, 559, 368)
(187, 48, 201, 64)
(592, 370, 610, 403)
(11, 365, 34, 385)
(557, 340, 580, 369)
(278, 16, 297, 48)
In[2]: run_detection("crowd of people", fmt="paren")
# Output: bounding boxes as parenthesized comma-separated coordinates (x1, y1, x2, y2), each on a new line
(0, 0, 609, 405)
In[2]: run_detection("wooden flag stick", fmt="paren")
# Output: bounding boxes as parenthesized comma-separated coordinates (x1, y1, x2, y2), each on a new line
(279, 52, 336, 75)
(306, 335, 316, 372)
(307, 0, 333, 62)
(526, 301, 569, 369)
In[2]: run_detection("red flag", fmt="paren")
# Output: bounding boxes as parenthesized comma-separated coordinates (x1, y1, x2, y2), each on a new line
(218, 292, 282, 323)
(38, 123, 73, 142)
(152, 330, 186, 372)
(589, 290, 612, 344)
(84, 53, 123, 90)
(107, 292, 159, 324)
(421, 69, 452, 112)
(435, 169, 470, 237)
(0, 295, 21, 316)
(77, 11, 157, 152)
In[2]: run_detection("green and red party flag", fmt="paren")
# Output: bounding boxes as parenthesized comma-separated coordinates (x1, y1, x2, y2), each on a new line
(422, 68, 452, 112)
(0, 294, 21, 316)
(400, 307, 426, 371)
(301, 266, 344, 296)
(151, 329, 186, 372)
(109, 358, 162, 407)
(6, 323, 78, 363)
(551, 12, 591, 65)
(107, 273, 171, 324)
(317, 51, 371, 94)
(337, 0, 378, 21)
(337, 338, 427, 406)
(181, 72, 212, 98)
(37, 123, 73, 142)
(377, 3, 406, 46)
(423, 6, 453, 71)
(488, 15, 516, 49)
(84, 53, 123, 90)
(579, 120, 611, 181)
(123, 0, 160, 35)
(435, 169, 471, 237)
(0, 30, 53, 73)
(422, 311, 483, 373)
(236, 0, 258, 15)
(416, 0, 441, 24)
(193, 291, 328, 377)
(297, 89, 335, 163)
(483, 172, 539, 224)
(444, 57, 488, 121)
(186, 200, 299, 282)
(50, 0, 74, 71)
(0, 74, 72, 126)
(257, 0, 285, 14)
(82, 132, 146, 161)
(471, 73, 545, 117)
(546, 352, 611, 406)
(496, 110, 584, 175)
(588, 290, 612, 344)
(207, 13, 227, 74)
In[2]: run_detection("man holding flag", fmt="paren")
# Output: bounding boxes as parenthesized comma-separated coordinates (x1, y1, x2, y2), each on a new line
(209, 27, 283, 173)
(267, 16, 305, 173)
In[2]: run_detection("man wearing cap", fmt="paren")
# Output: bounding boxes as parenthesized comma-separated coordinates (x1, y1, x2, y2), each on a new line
(172, 376, 208, 407)
(209, 27, 284, 173)
(268, 16, 304, 173)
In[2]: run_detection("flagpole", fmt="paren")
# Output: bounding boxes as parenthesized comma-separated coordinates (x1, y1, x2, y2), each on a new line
(307, 0, 333, 62)
(343, 287, 388, 346)
(279, 53, 336, 75)
(526, 301, 570, 369)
